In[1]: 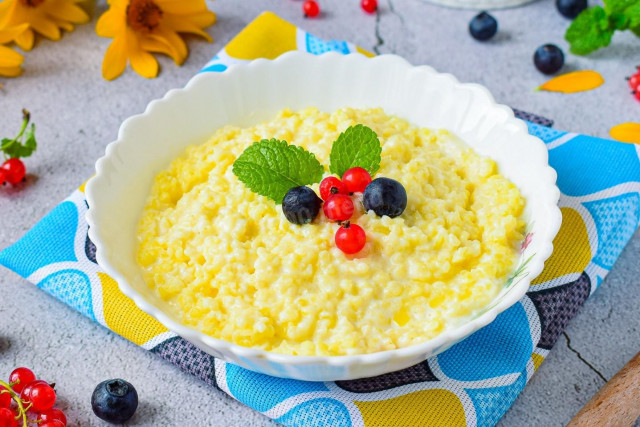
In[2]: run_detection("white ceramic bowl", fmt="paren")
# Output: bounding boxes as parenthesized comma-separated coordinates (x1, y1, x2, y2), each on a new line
(86, 52, 561, 381)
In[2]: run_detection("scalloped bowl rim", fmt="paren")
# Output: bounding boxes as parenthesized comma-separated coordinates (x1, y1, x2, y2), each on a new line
(86, 52, 561, 375)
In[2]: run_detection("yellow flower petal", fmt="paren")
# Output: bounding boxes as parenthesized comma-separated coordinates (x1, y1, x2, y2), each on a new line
(29, 14, 61, 40)
(102, 35, 128, 81)
(14, 28, 34, 51)
(127, 28, 158, 78)
(163, 14, 212, 42)
(610, 123, 640, 144)
(0, 45, 24, 68)
(537, 70, 604, 93)
(157, 0, 209, 15)
(44, 0, 89, 24)
(142, 34, 183, 65)
(0, 65, 23, 77)
(52, 17, 74, 33)
(0, 0, 18, 28)
(96, 7, 125, 38)
(0, 23, 29, 44)
(182, 10, 216, 28)
(155, 27, 187, 63)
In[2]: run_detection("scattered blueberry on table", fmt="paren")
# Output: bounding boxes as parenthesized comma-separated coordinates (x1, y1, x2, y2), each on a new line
(556, 0, 588, 19)
(534, 44, 565, 74)
(91, 379, 139, 424)
(469, 11, 498, 41)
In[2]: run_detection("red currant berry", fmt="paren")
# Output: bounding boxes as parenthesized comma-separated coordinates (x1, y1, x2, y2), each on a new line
(628, 73, 640, 90)
(8, 367, 36, 393)
(0, 386, 10, 409)
(0, 169, 6, 186)
(635, 90, 640, 102)
(319, 176, 347, 201)
(324, 194, 354, 221)
(39, 421, 65, 427)
(361, 0, 378, 13)
(0, 407, 17, 427)
(29, 382, 56, 412)
(38, 408, 67, 426)
(1, 159, 26, 185)
(303, 0, 320, 17)
(335, 222, 366, 254)
(342, 167, 372, 193)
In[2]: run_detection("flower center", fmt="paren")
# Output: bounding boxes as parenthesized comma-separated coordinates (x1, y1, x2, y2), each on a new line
(127, 0, 163, 32)
(19, 0, 45, 7)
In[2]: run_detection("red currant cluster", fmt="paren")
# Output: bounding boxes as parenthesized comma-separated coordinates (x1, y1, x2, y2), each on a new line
(627, 66, 640, 102)
(0, 158, 27, 186)
(0, 367, 66, 427)
(320, 167, 371, 254)
(302, 0, 378, 18)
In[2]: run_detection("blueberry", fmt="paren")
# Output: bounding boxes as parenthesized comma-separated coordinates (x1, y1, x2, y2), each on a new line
(556, 0, 587, 19)
(534, 44, 564, 75)
(469, 11, 498, 41)
(282, 186, 322, 225)
(91, 379, 138, 424)
(363, 177, 407, 218)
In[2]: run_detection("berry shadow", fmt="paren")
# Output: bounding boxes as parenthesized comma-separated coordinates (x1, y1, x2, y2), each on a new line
(0, 337, 11, 354)
(0, 174, 39, 195)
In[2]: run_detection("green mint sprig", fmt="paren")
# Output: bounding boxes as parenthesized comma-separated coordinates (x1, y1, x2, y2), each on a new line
(565, 0, 640, 55)
(329, 124, 381, 177)
(232, 124, 382, 203)
(232, 139, 324, 203)
(1, 109, 37, 160)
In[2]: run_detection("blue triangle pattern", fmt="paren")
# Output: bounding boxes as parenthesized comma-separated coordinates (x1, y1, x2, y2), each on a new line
(305, 33, 350, 55)
(583, 192, 640, 269)
(276, 398, 352, 427)
(466, 369, 527, 427)
(37, 269, 95, 320)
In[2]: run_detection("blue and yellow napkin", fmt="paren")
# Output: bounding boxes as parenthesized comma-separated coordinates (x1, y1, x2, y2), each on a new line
(2, 12, 639, 426)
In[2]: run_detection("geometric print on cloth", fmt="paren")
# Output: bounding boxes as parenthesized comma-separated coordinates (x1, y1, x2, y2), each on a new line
(2, 11, 639, 427)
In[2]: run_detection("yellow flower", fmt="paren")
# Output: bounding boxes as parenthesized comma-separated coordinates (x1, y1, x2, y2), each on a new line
(96, 0, 216, 81)
(0, 24, 28, 77)
(0, 0, 89, 51)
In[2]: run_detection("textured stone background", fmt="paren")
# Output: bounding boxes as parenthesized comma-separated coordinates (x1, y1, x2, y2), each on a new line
(1, 0, 639, 425)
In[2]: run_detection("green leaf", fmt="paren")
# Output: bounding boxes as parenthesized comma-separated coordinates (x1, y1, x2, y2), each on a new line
(609, 13, 629, 30)
(632, 24, 640, 36)
(625, 2, 640, 27)
(603, 0, 632, 14)
(232, 139, 324, 204)
(565, 7, 614, 55)
(2, 123, 37, 159)
(329, 125, 382, 177)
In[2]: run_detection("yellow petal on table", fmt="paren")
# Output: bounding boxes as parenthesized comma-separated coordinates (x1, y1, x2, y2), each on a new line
(154, 26, 189, 62)
(129, 46, 159, 79)
(29, 14, 62, 40)
(0, 65, 23, 78)
(225, 12, 297, 60)
(0, 45, 24, 68)
(537, 70, 604, 93)
(102, 35, 128, 81)
(164, 14, 212, 42)
(157, 0, 211, 15)
(610, 123, 640, 144)
(98, 272, 169, 345)
(182, 10, 216, 29)
(142, 34, 183, 65)
(355, 389, 467, 427)
(531, 207, 591, 285)
(44, 0, 90, 24)
(14, 28, 34, 51)
(95, 6, 126, 38)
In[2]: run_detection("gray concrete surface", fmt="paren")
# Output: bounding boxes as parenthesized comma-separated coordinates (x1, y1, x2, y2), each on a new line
(1, 0, 638, 425)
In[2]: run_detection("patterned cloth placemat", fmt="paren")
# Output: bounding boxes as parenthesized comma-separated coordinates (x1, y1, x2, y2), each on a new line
(2, 11, 638, 427)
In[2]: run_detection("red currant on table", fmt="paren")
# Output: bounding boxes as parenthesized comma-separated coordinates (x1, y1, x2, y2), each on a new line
(0, 386, 10, 408)
(628, 73, 640, 90)
(335, 221, 366, 254)
(29, 381, 56, 412)
(361, 0, 378, 13)
(19, 379, 48, 401)
(38, 408, 67, 426)
(635, 90, 640, 102)
(303, 0, 320, 17)
(1, 158, 26, 185)
(0, 169, 6, 186)
(8, 367, 36, 393)
(0, 407, 17, 427)
(319, 176, 347, 201)
(342, 167, 372, 193)
(324, 194, 354, 221)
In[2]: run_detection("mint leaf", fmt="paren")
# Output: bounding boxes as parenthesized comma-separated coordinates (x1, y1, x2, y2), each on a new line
(625, 2, 640, 27)
(329, 125, 382, 177)
(1, 110, 37, 159)
(232, 139, 324, 203)
(632, 24, 640, 36)
(565, 7, 614, 55)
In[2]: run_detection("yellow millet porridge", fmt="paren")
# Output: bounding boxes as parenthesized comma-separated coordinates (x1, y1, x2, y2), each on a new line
(137, 107, 525, 356)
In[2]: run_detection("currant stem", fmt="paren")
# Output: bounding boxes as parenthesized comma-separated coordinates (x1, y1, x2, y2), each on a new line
(0, 379, 29, 427)
(1, 110, 31, 160)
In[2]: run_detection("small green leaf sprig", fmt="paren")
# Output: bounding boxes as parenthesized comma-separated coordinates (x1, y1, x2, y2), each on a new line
(2, 109, 37, 160)
(565, 0, 640, 55)
(232, 124, 382, 203)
